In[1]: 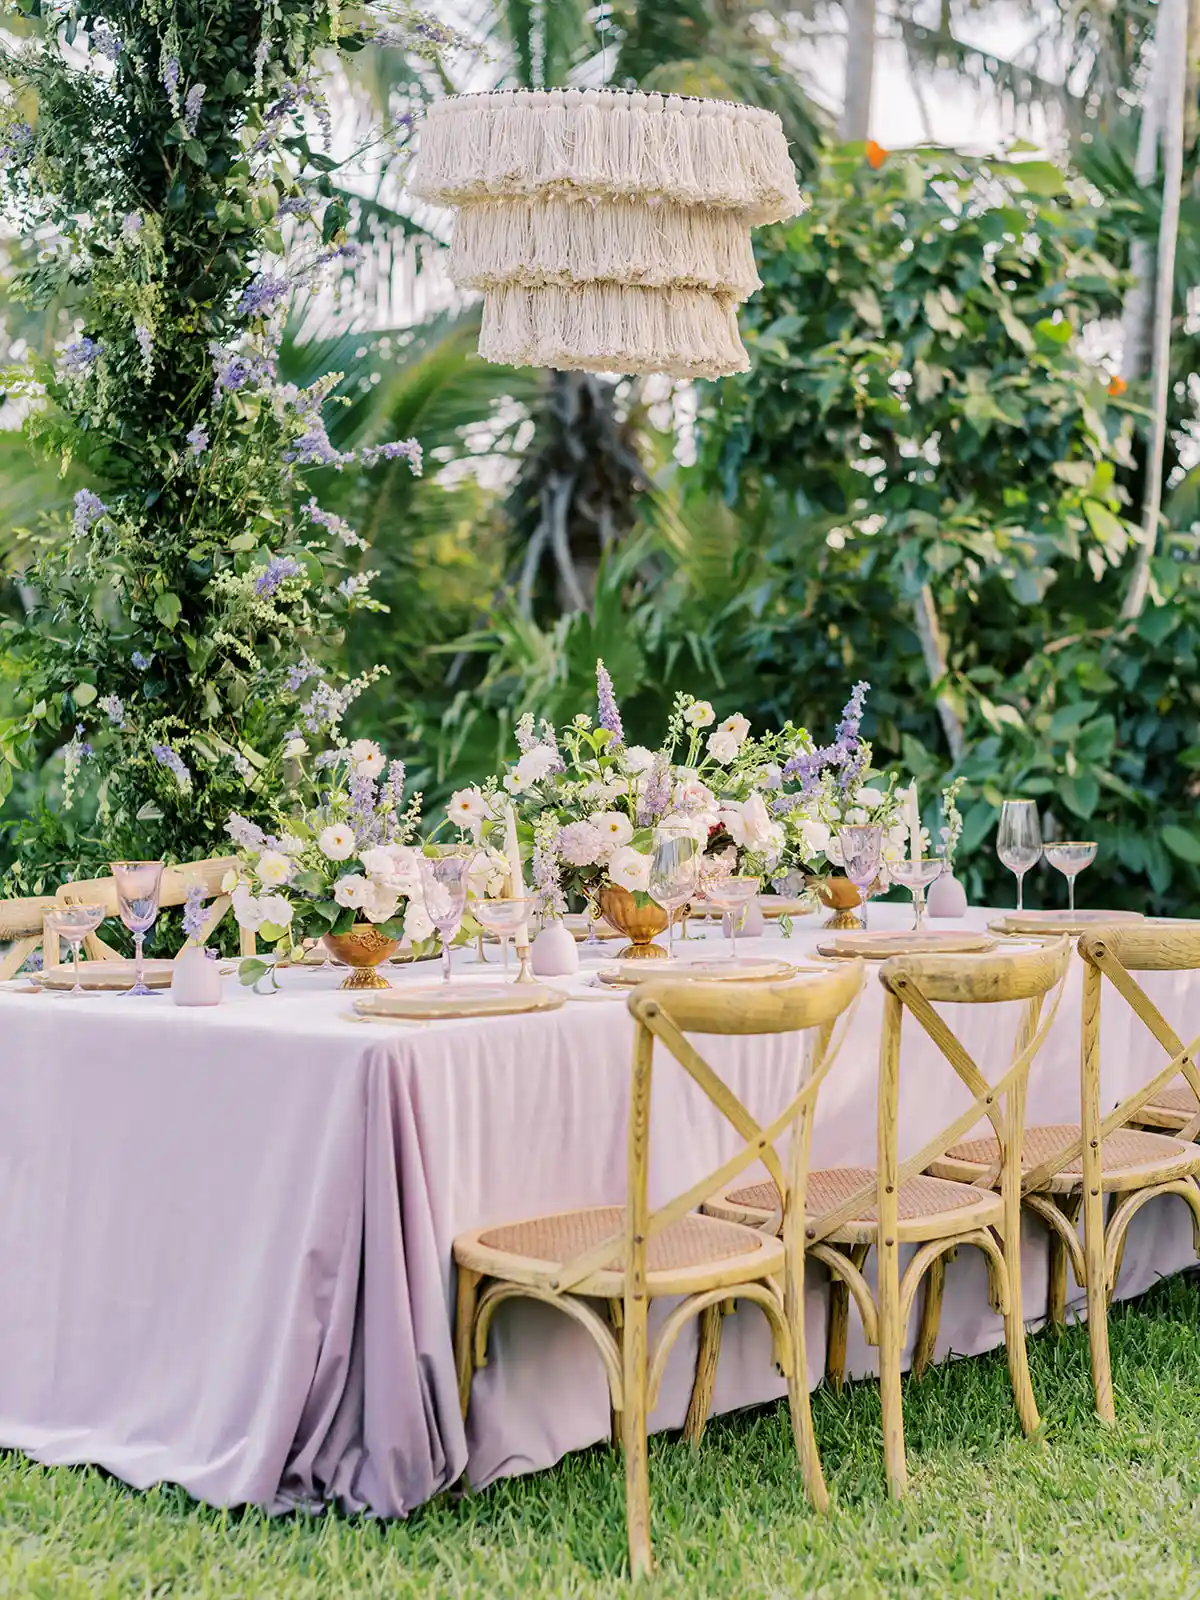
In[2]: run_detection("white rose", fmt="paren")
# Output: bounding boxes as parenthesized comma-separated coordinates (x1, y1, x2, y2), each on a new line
(592, 811, 633, 850)
(319, 823, 356, 861)
(363, 883, 400, 924)
(719, 713, 750, 744)
(721, 792, 774, 849)
(447, 787, 487, 830)
(799, 819, 831, 857)
(386, 844, 422, 896)
(403, 902, 435, 945)
(359, 845, 398, 883)
(621, 745, 655, 775)
(349, 738, 385, 779)
(277, 834, 305, 857)
(674, 773, 717, 813)
(608, 845, 652, 894)
(657, 811, 712, 846)
(825, 837, 845, 867)
(258, 894, 294, 929)
(706, 730, 739, 764)
(333, 873, 372, 909)
(231, 885, 267, 931)
(283, 737, 307, 759)
(854, 787, 884, 810)
(256, 849, 293, 888)
(468, 847, 510, 899)
(845, 808, 869, 827)
(684, 700, 715, 728)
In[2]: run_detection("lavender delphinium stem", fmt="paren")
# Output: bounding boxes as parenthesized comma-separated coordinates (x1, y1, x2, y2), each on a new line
(595, 659, 624, 747)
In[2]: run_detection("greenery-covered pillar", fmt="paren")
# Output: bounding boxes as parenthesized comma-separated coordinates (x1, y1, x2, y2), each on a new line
(0, 1, 450, 886)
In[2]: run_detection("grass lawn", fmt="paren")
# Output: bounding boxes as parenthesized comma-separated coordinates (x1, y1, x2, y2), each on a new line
(4, 1275, 1200, 1598)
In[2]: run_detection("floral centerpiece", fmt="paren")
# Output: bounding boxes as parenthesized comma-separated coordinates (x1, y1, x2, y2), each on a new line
(446, 663, 812, 941)
(224, 737, 431, 967)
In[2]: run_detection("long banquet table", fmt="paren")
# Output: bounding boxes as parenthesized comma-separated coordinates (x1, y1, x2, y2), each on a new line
(1, 903, 1198, 1516)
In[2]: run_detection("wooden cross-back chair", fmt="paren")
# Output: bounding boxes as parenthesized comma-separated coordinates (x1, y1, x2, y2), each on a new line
(934, 924, 1200, 1424)
(452, 961, 865, 1579)
(707, 937, 1072, 1498)
(0, 895, 62, 981)
(46, 856, 256, 965)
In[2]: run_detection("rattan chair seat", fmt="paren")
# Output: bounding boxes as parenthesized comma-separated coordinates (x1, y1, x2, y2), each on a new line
(455, 1204, 784, 1296)
(1138, 1078, 1200, 1134)
(929, 1122, 1200, 1194)
(703, 1165, 1003, 1245)
(0, 896, 57, 941)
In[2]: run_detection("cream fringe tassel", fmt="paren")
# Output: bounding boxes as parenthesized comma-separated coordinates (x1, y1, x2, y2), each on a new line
(478, 283, 750, 378)
(411, 88, 803, 226)
(449, 195, 762, 300)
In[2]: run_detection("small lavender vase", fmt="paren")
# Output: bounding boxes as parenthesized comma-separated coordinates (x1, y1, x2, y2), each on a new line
(530, 919, 579, 978)
(171, 944, 223, 1006)
(927, 870, 968, 919)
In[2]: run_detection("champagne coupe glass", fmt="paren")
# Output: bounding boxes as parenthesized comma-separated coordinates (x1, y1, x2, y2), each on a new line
(702, 876, 761, 960)
(45, 904, 107, 996)
(649, 830, 700, 961)
(837, 825, 883, 931)
(1043, 840, 1097, 917)
(418, 852, 471, 984)
(473, 897, 534, 980)
(997, 800, 1042, 912)
(109, 860, 165, 996)
(889, 858, 945, 932)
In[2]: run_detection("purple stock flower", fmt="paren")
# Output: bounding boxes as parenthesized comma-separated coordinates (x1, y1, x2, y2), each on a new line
(833, 680, 870, 792)
(0, 121, 33, 163)
(186, 422, 209, 458)
(386, 760, 406, 812)
(135, 323, 153, 364)
(304, 497, 361, 548)
(595, 659, 624, 747)
(337, 574, 370, 601)
(99, 694, 125, 729)
(151, 742, 191, 786)
(91, 21, 122, 59)
(121, 211, 143, 243)
(277, 195, 313, 218)
(183, 82, 206, 137)
(254, 555, 303, 598)
(637, 754, 672, 827)
(162, 54, 180, 107)
(359, 438, 423, 475)
(73, 488, 107, 536)
(285, 653, 319, 692)
(348, 771, 380, 844)
(209, 343, 273, 405)
(315, 241, 364, 269)
(182, 884, 207, 941)
(62, 336, 102, 375)
(236, 274, 289, 318)
(283, 416, 353, 469)
(132, 651, 151, 671)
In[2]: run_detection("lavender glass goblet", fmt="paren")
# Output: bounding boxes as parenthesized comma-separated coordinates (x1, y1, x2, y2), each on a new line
(837, 825, 883, 931)
(109, 860, 165, 996)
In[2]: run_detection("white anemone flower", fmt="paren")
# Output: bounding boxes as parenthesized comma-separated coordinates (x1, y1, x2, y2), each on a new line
(318, 823, 356, 861)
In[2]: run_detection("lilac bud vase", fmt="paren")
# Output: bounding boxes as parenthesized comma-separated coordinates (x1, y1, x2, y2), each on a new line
(927, 871, 968, 919)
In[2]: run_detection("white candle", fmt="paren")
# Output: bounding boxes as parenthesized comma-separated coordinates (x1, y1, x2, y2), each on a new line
(907, 782, 921, 862)
(503, 801, 530, 948)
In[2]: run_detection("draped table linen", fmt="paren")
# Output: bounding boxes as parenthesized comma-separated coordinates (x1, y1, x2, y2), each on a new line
(1, 905, 1196, 1515)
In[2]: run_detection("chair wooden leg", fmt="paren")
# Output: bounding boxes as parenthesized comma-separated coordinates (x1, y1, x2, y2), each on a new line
(622, 1290, 653, 1579)
(877, 1243, 907, 1497)
(912, 1251, 948, 1378)
(1106, 1189, 1129, 1306)
(785, 1238, 830, 1512)
(1000, 1228, 1039, 1437)
(683, 1303, 723, 1447)
(826, 1243, 869, 1390)
(1084, 1185, 1116, 1422)
(454, 1266, 482, 1419)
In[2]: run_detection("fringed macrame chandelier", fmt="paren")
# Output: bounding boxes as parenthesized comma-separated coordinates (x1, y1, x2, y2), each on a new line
(410, 87, 803, 378)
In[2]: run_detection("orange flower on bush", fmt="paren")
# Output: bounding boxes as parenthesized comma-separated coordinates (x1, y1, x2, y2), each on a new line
(866, 140, 888, 170)
(1107, 375, 1127, 397)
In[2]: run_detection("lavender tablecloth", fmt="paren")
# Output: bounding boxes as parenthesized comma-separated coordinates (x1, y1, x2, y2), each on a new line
(1, 905, 1197, 1515)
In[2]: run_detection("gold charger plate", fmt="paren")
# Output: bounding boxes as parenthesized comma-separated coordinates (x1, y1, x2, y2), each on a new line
(353, 982, 566, 1022)
(34, 959, 177, 992)
(758, 897, 811, 919)
(988, 909, 1145, 937)
(817, 930, 996, 961)
(598, 957, 794, 987)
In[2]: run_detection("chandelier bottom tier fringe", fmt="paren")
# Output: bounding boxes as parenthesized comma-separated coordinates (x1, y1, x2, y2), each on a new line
(448, 196, 763, 300)
(478, 283, 750, 378)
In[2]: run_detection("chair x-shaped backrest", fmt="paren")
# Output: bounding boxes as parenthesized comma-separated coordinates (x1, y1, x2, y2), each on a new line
(808, 938, 1073, 1244)
(550, 962, 866, 1296)
(1022, 926, 1200, 1192)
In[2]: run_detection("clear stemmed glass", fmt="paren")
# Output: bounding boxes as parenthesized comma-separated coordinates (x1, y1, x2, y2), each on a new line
(109, 860, 165, 996)
(701, 875, 761, 960)
(418, 852, 471, 983)
(649, 830, 700, 960)
(45, 904, 107, 996)
(889, 858, 945, 932)
(473, 897, 534, 980)
(997, 800, 1042, 912)
(838, 825, 883, 930)
(1043, 840, 1098, 917)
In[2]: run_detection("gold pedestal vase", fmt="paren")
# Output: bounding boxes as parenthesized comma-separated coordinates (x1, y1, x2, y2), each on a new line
(599, 885, 669, 960)
(322, 924, 401, 990)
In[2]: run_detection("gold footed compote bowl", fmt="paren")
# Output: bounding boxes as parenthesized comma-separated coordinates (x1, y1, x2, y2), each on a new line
(322, 925, 400, 990)
(1043, 840, 1098, 917)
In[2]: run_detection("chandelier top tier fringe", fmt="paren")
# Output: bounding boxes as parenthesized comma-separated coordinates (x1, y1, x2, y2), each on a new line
(411, 87, 803, 226)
